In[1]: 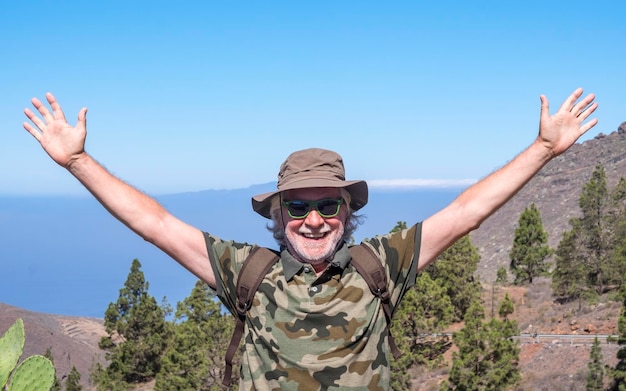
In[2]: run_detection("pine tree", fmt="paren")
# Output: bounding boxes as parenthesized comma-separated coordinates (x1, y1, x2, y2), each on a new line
(93, 259, 171, 390)
(482, 315, 520, 389)
(389, 221, 454, 388)
(612, 291, 626, 390)
(390, 220, 408, 233)
(609, 178, 626, 290)
(552, 223, 590, 308)
(613, 225, 626, 298)
(447, 299, 520, 390)
(448, 301, 488, 390)
(587, 337, 604, 391)
(391, 273, 454, 389)
(579, 164, 612, 294)
(65, 366, 82, 391)
(498, 293, 514, 320)
(552, 164, 626, 304)
(427, 235, 482, 321)
(509, 203, 551, 284)
(495, 266, 508, 286)
(155, 280, 237, 390)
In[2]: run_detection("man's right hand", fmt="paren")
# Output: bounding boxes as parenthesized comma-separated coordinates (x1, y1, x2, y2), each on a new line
(23, 92, 88, 169)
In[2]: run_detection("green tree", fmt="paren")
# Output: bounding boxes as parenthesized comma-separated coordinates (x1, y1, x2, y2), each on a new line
(65, 366, 82, 391)
(509, 203, 552, 284)
(155, 280, 237, 390)
(498, 293, 514, 320)
(495, 266, 508, 286)
(391, 234, 482, 388)
(612, 291, 626, 390)
(613, 225, 626, 299)
(93, 259, 171, 390)
(552, 224, 590, 308)
(609, 178, 626, 292)
(587, 337, 604, 391)
(390, 220, 408, 233)
(389, 220, 455, 389)
(427, 235, 482, 321)
(447, 299, 520, 390)
(579, 164, 613, 294)
(552, 164, 626, 304)
(482, 315, 520, 389)
(447, 301, 488, 390)
(391, 273, 454, 389)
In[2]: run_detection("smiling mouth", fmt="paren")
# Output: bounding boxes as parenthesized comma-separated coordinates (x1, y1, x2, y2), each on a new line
(303, 232, 327, 239)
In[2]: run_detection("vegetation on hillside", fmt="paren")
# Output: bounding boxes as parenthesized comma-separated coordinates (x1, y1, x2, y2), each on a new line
(587, 337, 604, 391)
(445, 298, 520, 390)
(91, 259, 170, 390)
(510, 203, 552, 284)
(552, 164, 626, 306)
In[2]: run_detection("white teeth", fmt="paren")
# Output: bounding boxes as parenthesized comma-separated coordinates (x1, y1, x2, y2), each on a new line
(303, 233, 326, 238)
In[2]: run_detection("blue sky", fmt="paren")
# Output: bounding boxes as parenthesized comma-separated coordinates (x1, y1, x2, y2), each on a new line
(1, 1, 624, 196)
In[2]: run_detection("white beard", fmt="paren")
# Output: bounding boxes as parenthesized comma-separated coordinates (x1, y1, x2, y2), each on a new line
(285, 223, 345, 264)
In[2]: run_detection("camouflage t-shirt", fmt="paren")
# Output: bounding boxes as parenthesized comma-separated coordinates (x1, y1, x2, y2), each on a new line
(205, 223, 422, 390)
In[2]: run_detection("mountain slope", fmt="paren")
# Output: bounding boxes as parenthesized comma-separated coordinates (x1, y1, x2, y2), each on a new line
(470, 122, 626, 283)
(0, 303, 106, 390)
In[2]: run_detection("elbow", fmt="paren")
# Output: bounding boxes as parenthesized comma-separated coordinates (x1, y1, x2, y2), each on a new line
(455, 202, 487, 234)
(467, 212, 486, 232)
(133, 212, 169, 245)
(467, 220, 482, 233)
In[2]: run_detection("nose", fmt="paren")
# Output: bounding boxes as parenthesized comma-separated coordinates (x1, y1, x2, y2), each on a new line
(303, 209, 325, 227)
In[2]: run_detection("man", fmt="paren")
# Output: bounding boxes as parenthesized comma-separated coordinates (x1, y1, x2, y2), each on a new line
(22, 88, 597, 389)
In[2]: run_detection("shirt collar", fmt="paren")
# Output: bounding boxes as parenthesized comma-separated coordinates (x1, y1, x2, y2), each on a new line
(281, 242, 351, 281)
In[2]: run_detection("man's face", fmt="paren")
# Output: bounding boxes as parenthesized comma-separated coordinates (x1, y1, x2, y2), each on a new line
(282, 187, 347, 265)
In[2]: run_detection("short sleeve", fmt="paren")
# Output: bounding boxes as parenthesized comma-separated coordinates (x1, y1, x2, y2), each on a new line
(360, 222, 422, 313)
(203, 232, 256, 316)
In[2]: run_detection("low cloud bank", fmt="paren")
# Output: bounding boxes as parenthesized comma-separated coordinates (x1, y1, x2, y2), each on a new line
(367, 178, 477, 189)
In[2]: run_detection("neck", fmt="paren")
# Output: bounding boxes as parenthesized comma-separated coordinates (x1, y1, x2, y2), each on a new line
(311, 262, 328, 274)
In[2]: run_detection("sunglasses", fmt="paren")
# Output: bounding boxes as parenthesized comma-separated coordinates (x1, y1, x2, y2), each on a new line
(282, 198, 344, 219)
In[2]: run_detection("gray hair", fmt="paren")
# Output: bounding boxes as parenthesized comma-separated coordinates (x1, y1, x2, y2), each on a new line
(266, 188, 363, 247)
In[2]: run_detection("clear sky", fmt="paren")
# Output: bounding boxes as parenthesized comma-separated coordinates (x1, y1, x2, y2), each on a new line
(1, 1, 624, 196)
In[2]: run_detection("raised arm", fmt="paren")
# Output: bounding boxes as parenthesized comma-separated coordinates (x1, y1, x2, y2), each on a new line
(23, 93, 216, 288)
(418, 88, 598, 271)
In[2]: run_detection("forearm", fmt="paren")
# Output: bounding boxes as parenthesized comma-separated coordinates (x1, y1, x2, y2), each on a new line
(456, 138, 552, 230)
(420, 88, 598, 270)
(65, 152, 215, 287)
(419, 139, 551, 269)
(67, 152, 167, 242)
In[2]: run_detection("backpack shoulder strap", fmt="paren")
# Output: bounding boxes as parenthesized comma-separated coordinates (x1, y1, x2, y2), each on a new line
(223, 246, 279, 386)
(349, 244, 402, 359)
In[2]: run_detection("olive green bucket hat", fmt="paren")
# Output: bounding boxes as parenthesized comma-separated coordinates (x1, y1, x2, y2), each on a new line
(252, 148, 368, 219)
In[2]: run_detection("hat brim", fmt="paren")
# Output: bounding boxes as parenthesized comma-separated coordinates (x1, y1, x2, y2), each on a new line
(252, 179, 368, 219)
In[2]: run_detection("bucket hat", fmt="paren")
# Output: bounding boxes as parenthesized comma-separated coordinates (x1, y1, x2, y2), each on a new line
(252, 148, 368, 219)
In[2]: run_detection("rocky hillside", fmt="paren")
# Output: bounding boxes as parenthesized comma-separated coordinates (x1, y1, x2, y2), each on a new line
(470, 122, 626, 283)
(414, 277, 623, 390)
(0, 303, 107, 390)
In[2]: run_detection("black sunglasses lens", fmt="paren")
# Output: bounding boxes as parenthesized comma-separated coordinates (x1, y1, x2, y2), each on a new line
(287, 201, 310, 217)
(284, 199, 341, 218)
(318, 200, 340, 216)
